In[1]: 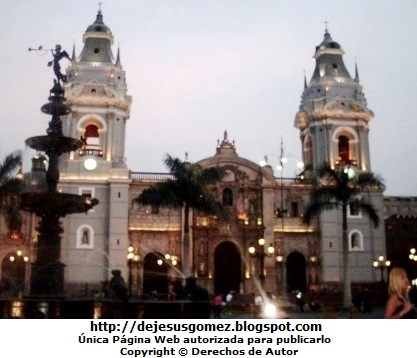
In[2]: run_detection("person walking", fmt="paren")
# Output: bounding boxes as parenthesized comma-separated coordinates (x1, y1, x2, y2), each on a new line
(385, 267, 415, 319)
(212, 293, 223, 319)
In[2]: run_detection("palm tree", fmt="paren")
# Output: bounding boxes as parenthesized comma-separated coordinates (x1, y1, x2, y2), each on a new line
(0, 151, 23, 233)
(135, 154, 229, 276)
(303, 163, 384, 308)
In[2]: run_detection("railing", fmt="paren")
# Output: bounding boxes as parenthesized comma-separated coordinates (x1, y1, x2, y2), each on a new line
(79, 148, 103, 157)
(275, 177, 311, 185)
(131, 172, 174, 181)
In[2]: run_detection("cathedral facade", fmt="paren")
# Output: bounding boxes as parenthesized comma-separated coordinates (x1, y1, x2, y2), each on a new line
(1, 11, 391, 301)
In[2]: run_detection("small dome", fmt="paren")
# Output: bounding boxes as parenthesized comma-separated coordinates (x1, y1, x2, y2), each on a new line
(316, 30, 341, 51)
(86, 10, 111, 34)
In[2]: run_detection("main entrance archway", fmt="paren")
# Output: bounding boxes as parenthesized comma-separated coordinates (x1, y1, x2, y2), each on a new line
(142, 252, 168, 297)
(214, 241, 241, 295)
(286, 251, 307, 293)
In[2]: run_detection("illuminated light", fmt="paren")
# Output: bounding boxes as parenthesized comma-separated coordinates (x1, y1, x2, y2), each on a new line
(276, 255, 284, 263)
(267, 245, 275, 255)
(165, 254, 171, 260)
(264, 303, 277, 318)
(258, 238, 265, 246)
(24, 256, 29, 262)
(171, 259, 177, 266)
(277, 164, 283, 171)
(10, 256, 15, 262)
(17, 250, 22, 256)
(248, 246, 256, 255)
(257, 217, 262, 225)
(281, 157, 288, 164)
(128, 246, 134, 253)
(259, 160, 267, 167)
(157, 259, 163, 266)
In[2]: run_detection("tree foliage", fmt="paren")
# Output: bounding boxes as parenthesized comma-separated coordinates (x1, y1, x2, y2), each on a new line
(135, 154, 229, 223)
(303, 164, 384, 227)
(302, 163, 384, 307)
(0, 151, 23, 232)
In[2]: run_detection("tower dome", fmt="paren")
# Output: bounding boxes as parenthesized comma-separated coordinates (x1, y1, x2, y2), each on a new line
(78, 9, 114, 63)
(310, 28, 351, 83)
(85, 9, 111, 34)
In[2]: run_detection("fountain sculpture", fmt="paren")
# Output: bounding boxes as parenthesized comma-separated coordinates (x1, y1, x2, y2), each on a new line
(20, 50, 98, 297)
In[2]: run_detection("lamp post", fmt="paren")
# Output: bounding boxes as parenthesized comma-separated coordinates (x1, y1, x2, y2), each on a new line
(373, 255, 391, 282)
(409, 248, 417, 287)
(8, 249, 29, 297)
(373, 255, 390, 302)
(127, 246, 140, 299)
(249, 238, 275, 288)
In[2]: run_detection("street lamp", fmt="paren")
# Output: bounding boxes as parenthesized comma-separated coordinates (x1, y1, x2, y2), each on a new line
(409, 248, 417, 262)
(9, 249, 29, 263)
(373, 255, 391, 283)
(248, 238, 275, 287)
(8, 249, 29, 297)
(373, 255, 390, 303)
(127, 246, 140, 299)
(409, 248, 417, 287)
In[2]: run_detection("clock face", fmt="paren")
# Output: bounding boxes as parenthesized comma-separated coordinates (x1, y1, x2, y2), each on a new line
(84, 158, 97, 171)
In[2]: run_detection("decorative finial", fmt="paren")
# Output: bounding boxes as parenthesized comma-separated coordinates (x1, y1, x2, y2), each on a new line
(303, 69, 307, 89)
(354, 57, 360, 82)
(116, 44, 121, 67)
(98, 2, 102, 12)
(184, 151, 189, 162)
(224, 130, 228, 141)
(324, 20, 329, 33)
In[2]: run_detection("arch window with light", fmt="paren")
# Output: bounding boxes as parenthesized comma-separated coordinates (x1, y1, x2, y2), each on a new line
(76, 225, 94, 249)
(348, 230, 364, 251)
(77, 115, 107, 158)
(333, 128, 358, 167)
(81, 124, 103, 157)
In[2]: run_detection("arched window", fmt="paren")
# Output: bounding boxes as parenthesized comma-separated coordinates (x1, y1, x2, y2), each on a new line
(222, 188, 233, 206)
(349, 230, 363, 251)
(85, 124, 100, 148)
(338, 135, 350, 163)
(76, 225, 94, 249)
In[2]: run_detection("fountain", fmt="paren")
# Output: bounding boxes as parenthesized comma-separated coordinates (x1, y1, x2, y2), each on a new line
(20, 55, 98, 298)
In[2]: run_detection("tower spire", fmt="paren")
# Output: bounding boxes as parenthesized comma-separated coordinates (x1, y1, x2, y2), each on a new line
(303, 69, 307, 89)
(116, 44, 121, 67)
(71, 42, 76, 63)
(354, 57, 360, 82)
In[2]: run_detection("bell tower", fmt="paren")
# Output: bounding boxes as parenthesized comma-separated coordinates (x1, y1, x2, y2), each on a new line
(59, 9, 132, 293)
(294, 28, 386, 289)
(295, 27, 373, 173)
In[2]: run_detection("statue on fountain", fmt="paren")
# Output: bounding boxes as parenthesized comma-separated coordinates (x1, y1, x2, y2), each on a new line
(47, 44, 72, 83)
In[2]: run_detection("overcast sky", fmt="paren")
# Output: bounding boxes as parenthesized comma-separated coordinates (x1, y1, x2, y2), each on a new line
(1, 0, 416, 196)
